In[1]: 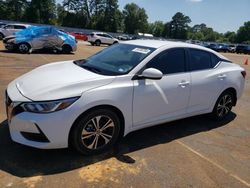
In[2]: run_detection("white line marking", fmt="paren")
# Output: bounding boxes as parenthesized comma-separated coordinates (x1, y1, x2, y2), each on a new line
(176, 140, 250, 187)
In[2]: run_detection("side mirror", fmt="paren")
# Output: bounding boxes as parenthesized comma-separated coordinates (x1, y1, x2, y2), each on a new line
(138, 68, 163, 80)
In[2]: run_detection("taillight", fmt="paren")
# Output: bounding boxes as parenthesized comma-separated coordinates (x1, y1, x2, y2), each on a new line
(241, 71, 246, 78)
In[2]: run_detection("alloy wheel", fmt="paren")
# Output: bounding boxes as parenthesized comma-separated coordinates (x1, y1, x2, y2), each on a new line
(216, 94, 233, 117)
(19, 44, 29, 53)
(81, 115, 115, 150)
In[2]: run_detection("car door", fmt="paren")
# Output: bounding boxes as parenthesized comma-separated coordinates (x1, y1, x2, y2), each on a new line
(103, 34, 113, 44)
(133, 48, 191, 126)
(187, 48, 223, 113)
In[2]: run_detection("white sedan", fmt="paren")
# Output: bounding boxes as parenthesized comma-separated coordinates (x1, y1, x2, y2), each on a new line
(5, 40, 246, 155)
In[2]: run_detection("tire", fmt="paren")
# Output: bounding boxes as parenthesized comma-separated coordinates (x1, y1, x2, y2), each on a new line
(70, 108, 121, 155)
(95, 40, 101, 46)
(62, 44, 72, 54)
(90, 42, 94, 46)
(0, 33, 4, 40)
(113, 41, 118, 45)
(211, 91, 234, 120)
(18, 43, 30, 54)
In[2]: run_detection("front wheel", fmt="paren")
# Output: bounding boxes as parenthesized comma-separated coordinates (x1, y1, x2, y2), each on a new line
(212, 91, 234, 120)
(70, 109, 121, 155)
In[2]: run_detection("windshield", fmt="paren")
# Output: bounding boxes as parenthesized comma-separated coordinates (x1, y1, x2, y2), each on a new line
(74, 43, 155, 76)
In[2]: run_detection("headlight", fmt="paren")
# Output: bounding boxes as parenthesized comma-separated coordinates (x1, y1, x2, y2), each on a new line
(21, 97, 79, 113)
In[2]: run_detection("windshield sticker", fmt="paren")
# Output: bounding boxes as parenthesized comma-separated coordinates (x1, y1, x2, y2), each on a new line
(132, 48, 151, 54)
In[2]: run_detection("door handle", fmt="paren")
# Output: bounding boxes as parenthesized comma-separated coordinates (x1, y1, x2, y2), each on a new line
(218, 74, 227, 79)
(178, 81, 190, 88)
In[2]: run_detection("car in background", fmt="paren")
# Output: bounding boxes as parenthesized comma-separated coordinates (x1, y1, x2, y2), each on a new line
(3, 26, 77, 54)
(217, 44, 229, 53)
(88, 32, 119, 46)
(207, 43, 219, 51)
(117, 35, 132, 41)
(228, 44, 236, 53)
(0, 23, 31, 40)
(0, 22, 6, 28)
(5, 40, 245, 155)
(236, 45, 250, 54)
(69, 32, 88, 41)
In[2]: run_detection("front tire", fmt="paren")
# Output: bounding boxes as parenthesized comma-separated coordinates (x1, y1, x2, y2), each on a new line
(70, 109, 121, 155)
(212, 91, 234, 120)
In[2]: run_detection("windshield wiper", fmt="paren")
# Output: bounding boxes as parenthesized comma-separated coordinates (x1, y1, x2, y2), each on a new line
(81, 64, 102, 74)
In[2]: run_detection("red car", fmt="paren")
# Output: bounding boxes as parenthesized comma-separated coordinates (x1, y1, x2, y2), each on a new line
(69, 32, 88, 41)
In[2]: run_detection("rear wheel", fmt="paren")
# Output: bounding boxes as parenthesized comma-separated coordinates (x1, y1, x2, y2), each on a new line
(70, 109, 121, 155)
(62, 44, 72, 54)
(95, 40, 101, 46)
(212, 91, 234, 120)
(18, 43, 30, 54)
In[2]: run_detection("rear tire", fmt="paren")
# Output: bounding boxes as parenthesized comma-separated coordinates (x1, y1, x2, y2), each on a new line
(70, 108, 121, 155)
(62, 44, 72, 54)
(95, 40, 101, 46)
(18, 43, 30, 54)
(211, 91, 234, 120)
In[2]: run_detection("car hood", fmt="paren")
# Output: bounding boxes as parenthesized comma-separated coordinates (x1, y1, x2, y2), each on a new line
(12, 61, 116, 101)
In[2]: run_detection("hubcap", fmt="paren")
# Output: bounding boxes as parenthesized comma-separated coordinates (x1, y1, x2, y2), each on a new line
(217, 94, 232, 117)
(81, 115, 115, 150)
(19, 44, 28, 52)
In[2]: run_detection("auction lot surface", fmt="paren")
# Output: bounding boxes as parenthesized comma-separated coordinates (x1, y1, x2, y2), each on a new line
(0, 42, 250, 188)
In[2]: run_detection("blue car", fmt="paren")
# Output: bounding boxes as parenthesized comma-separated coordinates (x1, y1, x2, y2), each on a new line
(3, 26, 77, 53)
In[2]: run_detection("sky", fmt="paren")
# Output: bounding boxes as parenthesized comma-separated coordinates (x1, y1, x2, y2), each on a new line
(57, 0, 250, 33)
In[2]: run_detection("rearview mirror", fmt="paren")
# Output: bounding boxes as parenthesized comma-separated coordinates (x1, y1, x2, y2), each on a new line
(138, 68, 163, 80)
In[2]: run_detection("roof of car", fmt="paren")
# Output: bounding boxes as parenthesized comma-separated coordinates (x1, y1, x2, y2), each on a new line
(7, 23, 31, 27)
(122, 39, 229, 60)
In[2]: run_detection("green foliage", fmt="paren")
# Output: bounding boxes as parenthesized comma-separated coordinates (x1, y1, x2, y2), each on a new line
(163, 12, 191, 39)
(236, 21, 250, 44)
(123, 3, 148, 34)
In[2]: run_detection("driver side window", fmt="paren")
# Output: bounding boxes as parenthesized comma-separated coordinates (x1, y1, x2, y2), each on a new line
(146, 48, 186, 74)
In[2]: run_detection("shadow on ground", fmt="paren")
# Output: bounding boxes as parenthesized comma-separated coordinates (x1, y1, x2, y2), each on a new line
(0, 113, 236, 177)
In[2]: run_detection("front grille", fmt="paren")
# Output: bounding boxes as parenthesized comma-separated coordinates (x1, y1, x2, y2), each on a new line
(5, 90, 12, 106)
(5, 91, 24, 121)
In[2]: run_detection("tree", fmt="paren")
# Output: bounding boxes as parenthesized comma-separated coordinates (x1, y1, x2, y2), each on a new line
(123, 3, 148, 34)
(224, 31, 236, 43)
(148, 21, 164, 37)
(167, 12, 191, 39)
(236, 21, 250, 44)
(24, 0, 56, 24)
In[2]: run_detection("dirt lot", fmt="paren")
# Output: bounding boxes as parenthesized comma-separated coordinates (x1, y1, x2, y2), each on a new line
(0, 42, 249, 188)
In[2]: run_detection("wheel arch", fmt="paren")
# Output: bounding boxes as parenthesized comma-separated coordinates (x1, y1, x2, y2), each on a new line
(68, 104, 125, 147)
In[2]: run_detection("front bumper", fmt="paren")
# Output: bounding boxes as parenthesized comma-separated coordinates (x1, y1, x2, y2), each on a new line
(5, 90, 77, 149)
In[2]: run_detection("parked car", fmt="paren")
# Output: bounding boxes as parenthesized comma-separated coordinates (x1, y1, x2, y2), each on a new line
(3, 26, 77, 53)
(0, 23, 31, 40)
(117, 35, 132, 41)
(228, 44, 236, 53)
(207, 43, 219, 51)
(236, 45, 250, 54)
(217, 44, 229, 53)
(69, 32, 88, 41)
(5, 40, 245, 155)
(88, 32, 119, 46)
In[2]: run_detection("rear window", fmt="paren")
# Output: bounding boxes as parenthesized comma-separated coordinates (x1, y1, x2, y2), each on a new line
(189, 49, 211, 71)
(14, 25, 26, 29)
